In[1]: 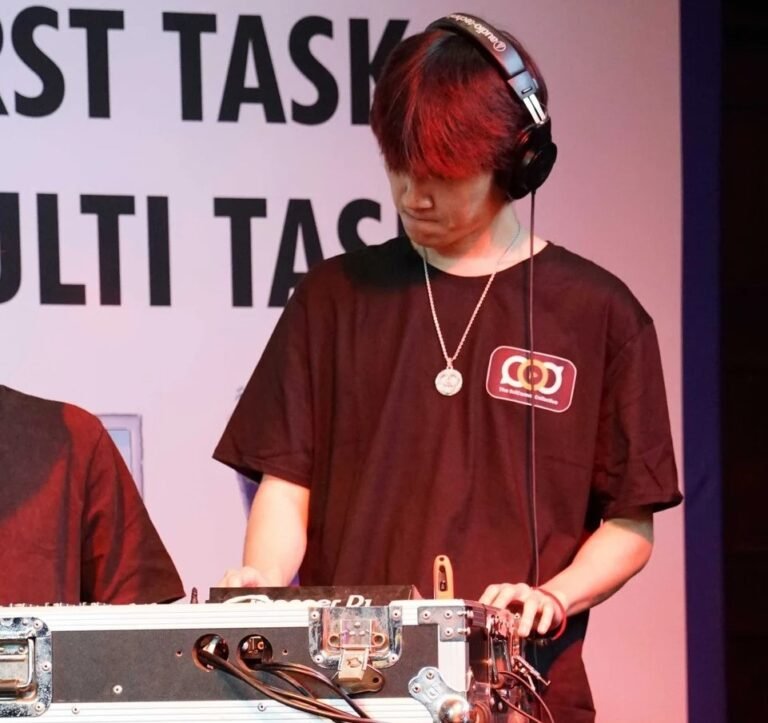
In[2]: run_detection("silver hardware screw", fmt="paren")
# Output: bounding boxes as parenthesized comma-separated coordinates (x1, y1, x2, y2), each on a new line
(421, 611, 431, 620)
(426, 670, 435, 680)
(313, 654, 324, 664)
(34, 703, 45, 713)
(71, 705, 80, 714)
(112, 685, 123, 695)
(310, 610, 319, 620)
(258, 703, 267, 712)
(411, 684, 422, 693)
(41, 662, 51, 672)
(444, 610, 453, 619)
(444, 627, 454, 638)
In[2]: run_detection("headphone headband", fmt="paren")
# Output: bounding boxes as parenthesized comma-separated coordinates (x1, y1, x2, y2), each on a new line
(426, 13, 548, 125)
(425, 12, 557, 198)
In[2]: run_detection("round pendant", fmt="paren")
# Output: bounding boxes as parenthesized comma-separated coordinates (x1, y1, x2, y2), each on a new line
(435, 368, 463, 396)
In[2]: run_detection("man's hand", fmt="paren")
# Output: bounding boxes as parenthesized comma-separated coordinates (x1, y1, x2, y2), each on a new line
(480, 583, 567, 637)
(217, 565, 273, 588)
(480, 509, 655, 638)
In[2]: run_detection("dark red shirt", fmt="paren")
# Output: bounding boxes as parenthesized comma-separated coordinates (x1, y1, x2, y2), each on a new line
(215, 238, 682, 720)
(0, 386, 184, 604)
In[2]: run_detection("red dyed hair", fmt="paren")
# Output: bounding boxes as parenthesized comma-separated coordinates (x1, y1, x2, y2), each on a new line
(370, 27, 548, 185)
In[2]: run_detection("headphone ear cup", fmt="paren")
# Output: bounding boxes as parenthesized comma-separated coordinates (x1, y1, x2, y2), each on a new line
(507, 121, 558, 199)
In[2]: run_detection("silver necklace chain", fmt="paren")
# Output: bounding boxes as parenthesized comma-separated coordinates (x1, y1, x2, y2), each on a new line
(422, 224, 523, 395)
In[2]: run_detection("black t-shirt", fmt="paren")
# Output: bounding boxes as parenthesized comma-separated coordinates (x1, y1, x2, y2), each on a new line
(214, 238, 681, 719)
(0, 386, 184, 605)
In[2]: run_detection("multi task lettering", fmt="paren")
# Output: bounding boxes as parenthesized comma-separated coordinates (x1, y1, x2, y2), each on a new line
(0, 193, 403, 307)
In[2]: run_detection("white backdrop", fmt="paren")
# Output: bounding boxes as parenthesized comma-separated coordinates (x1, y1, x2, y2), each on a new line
(0, 1, 685, 720)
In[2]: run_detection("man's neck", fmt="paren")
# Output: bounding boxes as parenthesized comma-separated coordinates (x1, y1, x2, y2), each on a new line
(416, 205, 544, 277)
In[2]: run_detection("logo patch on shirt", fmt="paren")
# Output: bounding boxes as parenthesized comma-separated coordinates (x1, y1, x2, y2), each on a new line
(486, 346, 577, 413)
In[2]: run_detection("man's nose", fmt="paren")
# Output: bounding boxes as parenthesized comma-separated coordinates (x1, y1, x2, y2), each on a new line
(401, 177, 432, 209)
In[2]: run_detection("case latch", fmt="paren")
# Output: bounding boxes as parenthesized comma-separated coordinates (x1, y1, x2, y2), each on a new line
(308, 605, 402, 692)
(0, 617, 52, 717)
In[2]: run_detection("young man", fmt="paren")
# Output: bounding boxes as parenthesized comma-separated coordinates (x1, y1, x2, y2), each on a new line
(0, 385, 184, 604)
(214, 14, 681, 720)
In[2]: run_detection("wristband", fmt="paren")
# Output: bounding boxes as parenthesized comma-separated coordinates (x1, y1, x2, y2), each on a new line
(535, 588, 568, 640)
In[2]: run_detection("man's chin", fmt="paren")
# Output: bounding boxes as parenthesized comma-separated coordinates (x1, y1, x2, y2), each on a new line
(404, 227, 440, 248)
(402, 216, 442, 239)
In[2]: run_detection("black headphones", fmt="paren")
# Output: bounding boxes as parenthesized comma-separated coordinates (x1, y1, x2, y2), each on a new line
(426, 13, 557, 199)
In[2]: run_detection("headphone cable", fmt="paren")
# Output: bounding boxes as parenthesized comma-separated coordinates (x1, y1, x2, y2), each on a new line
(527, 190, 540, 589)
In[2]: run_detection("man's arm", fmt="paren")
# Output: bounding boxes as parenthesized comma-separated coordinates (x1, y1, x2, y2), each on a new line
(220, 475, 310, 587)
(480, 508, 654, 637)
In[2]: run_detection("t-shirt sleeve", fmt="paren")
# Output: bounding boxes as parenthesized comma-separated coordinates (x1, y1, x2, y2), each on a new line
(80, 428, 185, 604)
(591, 322, 682, 519)
(213, 288, 314, 488)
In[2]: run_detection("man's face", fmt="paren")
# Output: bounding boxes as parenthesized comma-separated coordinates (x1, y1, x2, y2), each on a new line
(386, 169, 506, 254)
